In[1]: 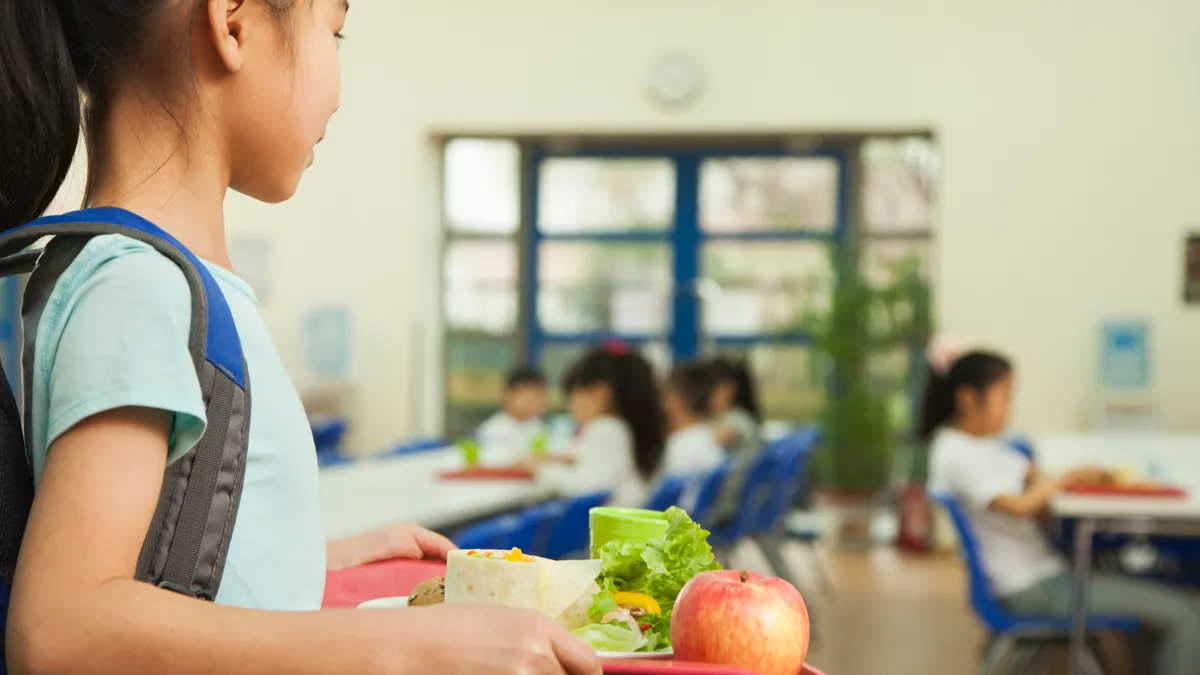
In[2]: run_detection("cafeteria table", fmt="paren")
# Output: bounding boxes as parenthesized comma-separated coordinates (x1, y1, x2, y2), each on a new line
(325, 558, 826, 675)
(319, 448, 552, 539)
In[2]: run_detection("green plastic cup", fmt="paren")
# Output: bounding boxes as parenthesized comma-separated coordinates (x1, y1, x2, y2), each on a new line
(457, 439, 480, 467)
(589, 507, 668, 558)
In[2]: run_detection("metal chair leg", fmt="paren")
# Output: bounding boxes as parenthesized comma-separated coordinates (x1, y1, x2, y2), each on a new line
(755, 534, 804, 591)
(1005, 642, 1041, 675)
(1079, 646, 1107, 675)
(979, 636, 1018, 675)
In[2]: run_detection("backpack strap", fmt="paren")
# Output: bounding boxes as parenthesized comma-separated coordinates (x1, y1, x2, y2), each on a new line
(0, 207, 250, 601)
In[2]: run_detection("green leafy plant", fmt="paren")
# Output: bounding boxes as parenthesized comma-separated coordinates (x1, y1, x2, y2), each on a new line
(801, 244, 931, 493)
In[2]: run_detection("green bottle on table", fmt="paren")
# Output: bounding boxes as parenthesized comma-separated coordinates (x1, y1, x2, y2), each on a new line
(456, 438, 480, 468)
(530, 433, 548, 457)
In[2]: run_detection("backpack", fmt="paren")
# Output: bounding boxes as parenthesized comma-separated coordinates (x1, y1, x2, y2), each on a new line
(0, 208, 250, 666)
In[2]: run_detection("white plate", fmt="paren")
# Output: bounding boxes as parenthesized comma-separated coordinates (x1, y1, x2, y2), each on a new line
(597, 649, 673, 660)
(357, 596, 409, 609)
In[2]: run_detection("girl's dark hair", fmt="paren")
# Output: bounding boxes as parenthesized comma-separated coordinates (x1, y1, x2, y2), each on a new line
(710, 356, 762, 422)
(563, 348, 667, 480)
(667, 362, 718, 418)
(504, 366, 545, 390)
(0, 0, 298, 231)
(918, 350, 1013, 441)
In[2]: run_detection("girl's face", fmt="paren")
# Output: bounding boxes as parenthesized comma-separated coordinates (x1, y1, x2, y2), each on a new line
(710, 379, 736, 415)
(958, 373, 1013, 436)
(568, 383, 611, 425)
(216, 0, 346, 203)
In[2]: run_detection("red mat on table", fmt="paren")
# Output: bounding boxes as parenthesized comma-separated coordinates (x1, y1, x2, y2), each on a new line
(1064, 485, 1187, 498)
(437, 467, 536, 481)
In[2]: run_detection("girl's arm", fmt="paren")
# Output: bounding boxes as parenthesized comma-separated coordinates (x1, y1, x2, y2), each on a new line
(8, 407, 597, 675)
(988, 468, 1063, 519)
(712, 425, 738, 448)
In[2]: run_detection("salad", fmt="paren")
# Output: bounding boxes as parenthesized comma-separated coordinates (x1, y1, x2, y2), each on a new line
(572, 507, 722, 653)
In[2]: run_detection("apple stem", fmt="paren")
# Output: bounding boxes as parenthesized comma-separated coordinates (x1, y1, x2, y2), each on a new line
(739, 571, 750, 583)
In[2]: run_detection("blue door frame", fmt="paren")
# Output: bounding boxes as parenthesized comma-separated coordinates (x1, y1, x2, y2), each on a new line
(524, 146, 850, 368)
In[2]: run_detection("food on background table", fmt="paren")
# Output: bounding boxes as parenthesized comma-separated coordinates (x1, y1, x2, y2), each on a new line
(572, 507, 722, 654)
(672, 570, 811, 675)
(407, 576, 445, 606)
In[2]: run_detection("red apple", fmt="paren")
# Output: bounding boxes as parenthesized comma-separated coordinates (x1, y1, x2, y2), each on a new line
(671, 570, 810, 675)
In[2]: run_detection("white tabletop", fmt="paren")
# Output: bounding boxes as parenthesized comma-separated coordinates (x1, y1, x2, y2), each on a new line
(319, 449, 551, 539)
(1039, 432, 1200, 521)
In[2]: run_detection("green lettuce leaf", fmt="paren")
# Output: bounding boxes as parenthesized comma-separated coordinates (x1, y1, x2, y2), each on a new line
(573, 622, 647, 653)
(584, 506, 722, 650)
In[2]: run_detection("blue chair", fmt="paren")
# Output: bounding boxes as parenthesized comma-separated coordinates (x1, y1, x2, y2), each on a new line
(387, 437, 446, 456)
(644, 474, 689, 512)
(708, 447, 783, 548)
(311, 417, 348, 453)
(453, 514, 529, 550)
(316, 449, 354, 468)
(518, 501, 567, 556)
(750, 432, 823, 599)
(689, 461, 734, 528)
(933, 492, 1139, 674)
(543, 490, 612, 560)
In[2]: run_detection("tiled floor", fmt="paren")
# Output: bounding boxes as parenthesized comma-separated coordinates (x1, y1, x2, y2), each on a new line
(730, 543, 985, 675)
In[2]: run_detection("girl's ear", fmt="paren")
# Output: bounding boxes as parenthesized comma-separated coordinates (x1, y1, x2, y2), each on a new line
(206, 0, 249, 73)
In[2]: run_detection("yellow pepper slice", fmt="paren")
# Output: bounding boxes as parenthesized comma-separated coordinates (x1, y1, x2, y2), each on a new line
(612, 591, 661, 615)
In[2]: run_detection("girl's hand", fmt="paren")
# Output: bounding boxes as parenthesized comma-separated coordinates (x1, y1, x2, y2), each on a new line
(403, 603, 601, 675)
(327, 522, 456, 571)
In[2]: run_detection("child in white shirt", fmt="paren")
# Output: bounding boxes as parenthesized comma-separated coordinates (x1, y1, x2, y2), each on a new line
(475, 367, 547, 464)
(662, 362, 725, 475)
(925, 348, 1200, 675)
(534, 346, 667, 508)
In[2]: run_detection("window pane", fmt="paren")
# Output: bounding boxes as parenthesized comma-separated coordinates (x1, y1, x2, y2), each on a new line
(538, 158, 675, 233)
(538, 242, 671, 334)
(444, 139, 520, 234)
(444, 240, 518, 333)
(701, 242, 833, 335)
(860, 239, 933, 288)
(862, 137, 939, 232)
(445, 335, 517, 438)
(727, 345, 825, 422)
(700, 157, 838, 233)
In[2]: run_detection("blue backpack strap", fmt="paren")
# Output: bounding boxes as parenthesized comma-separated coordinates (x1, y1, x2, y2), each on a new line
(0, 207, 250, 601)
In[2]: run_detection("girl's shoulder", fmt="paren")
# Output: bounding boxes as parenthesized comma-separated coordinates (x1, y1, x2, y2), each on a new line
(41, 233, 191, 307)
(583, 415, 633, 442)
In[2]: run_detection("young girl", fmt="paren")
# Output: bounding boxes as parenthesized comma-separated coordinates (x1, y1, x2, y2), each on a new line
(0, 2, 596, 674)
(707, 357, 763, 520)
(923, 348, 1200, 675)
(537, 347, 666, 508)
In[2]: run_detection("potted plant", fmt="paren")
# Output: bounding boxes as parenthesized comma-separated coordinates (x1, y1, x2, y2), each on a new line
(801, 243, 931, 549)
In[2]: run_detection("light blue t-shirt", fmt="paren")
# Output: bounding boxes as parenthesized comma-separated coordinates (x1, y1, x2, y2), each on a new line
(25, 234, 326, 610)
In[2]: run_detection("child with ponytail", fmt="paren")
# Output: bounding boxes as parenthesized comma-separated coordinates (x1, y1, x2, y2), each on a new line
(924, 339, 1199, 675)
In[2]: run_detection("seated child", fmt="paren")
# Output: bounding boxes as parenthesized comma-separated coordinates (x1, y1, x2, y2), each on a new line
(925, 348, 1200, 675)
(536, 346, 667, 508)
(475, 367, 547, 463)
(708, 356, 763, 519)
(662, 362, 725, 475)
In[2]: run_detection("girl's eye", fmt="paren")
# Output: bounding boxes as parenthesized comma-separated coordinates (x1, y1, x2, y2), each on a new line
(334, 32, 346, 40)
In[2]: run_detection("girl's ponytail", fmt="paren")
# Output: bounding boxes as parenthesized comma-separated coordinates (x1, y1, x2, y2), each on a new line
(918, 349, 1013, 442)
(0, 0, 82, 230)
(917, 366, 955, 442)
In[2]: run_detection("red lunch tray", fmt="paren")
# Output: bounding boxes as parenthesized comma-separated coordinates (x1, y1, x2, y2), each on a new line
(324, 559, 826, 675)
(437, 466, 536, 481)
(1064, 485, 1188, 498)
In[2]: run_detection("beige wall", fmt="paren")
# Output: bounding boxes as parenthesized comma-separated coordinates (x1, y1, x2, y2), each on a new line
(202, 0, 1197, 450)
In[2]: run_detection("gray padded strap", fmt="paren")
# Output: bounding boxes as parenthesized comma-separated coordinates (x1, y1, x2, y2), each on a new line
(8, 229, 249, 602)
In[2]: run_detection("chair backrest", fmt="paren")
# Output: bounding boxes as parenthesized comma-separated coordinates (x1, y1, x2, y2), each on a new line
(754, 428, 819, 533)
(453, 514, 528, 551)
(311, 417, 348, 452)
(1007, 434, 1035, 461)
(543, 490, 611, 559)
(517, 501, 567, 556)
(388, 437, 446, 456)
(690, 462, 734, 527)
(929, 492, 1017, 632)
(731, 449, 783, 537)
(645, 474, 689, 512)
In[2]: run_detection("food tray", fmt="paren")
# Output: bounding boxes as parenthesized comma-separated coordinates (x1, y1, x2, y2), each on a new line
(1064, 485, 1187, 498)
(603, 663, 825, 675)
(327, 559, 827, 675)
